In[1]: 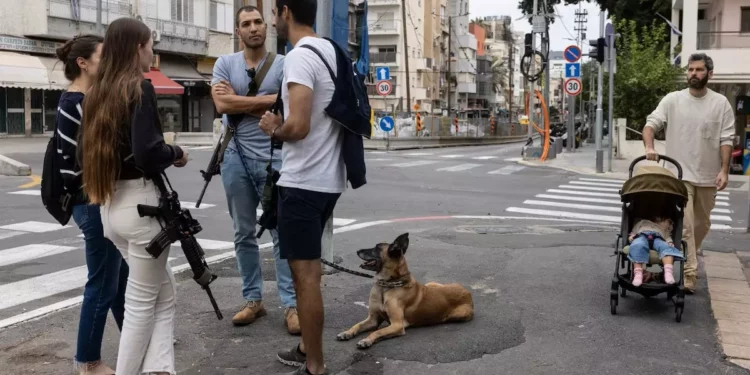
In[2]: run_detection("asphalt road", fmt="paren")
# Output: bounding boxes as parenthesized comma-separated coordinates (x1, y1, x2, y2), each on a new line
(0, 142, 748, 374)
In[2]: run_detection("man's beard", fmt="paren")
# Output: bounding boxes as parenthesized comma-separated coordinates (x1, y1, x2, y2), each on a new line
(242, 35, 266, 49)
(276, 21, 289, 40)
(688, 75, 709, 89)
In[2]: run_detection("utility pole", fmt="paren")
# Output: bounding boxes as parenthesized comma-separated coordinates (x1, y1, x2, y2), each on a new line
(542, 21, 550, 124)
(96, 0, 103, 35)
(508, 33, 513, 124)
(607, 29, 616, 172)
(595, 11, 605, 173)
(401, 0, 412, 115)
(448, 17, 452, 117)
(574, 4, 587, 129)
(527, 0, 539, 140)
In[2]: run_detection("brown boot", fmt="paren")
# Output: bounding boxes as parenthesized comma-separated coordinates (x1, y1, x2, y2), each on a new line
(684, 275, 697, 294)
(285, 307, 301, 335)
(232, 301, 267, 326)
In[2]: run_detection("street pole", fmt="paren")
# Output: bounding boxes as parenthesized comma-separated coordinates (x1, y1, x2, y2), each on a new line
(96, 0, 103, 35)
(567, 83, 574, 152)
(448, 18, 452, 117)
(401, 0, 412, 116)
(595, 11, 605, 173)
(528, 0, 538, 140)
(607, 31, 615, 172)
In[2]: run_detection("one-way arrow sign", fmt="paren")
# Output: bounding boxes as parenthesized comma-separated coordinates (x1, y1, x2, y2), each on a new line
(376, 66, 391, 81)
(565, 63, 580, 78)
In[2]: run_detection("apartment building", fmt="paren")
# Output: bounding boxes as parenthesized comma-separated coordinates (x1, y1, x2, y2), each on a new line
(0, 0, 246, 136)
(446, 0, 476, 117)
(671, 0, 747, 143)
(420, 0, 449, 115)
(546, 50, 565, 112)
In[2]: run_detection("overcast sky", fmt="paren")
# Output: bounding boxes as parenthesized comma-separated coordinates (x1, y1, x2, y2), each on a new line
(469, 0, 607, 55)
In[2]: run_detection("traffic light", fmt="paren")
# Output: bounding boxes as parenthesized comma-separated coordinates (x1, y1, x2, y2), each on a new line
(524, 33, 532, 55)
(588, 37, 605, 64)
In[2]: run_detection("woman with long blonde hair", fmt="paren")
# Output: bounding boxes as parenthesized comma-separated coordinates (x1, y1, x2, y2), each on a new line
(80, 17, 188, 375)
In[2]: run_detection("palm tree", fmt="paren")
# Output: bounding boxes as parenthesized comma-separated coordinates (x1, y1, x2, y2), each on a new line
(490, 55, 508, 92)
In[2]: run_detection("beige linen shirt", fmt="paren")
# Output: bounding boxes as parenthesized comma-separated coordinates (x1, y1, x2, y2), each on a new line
(644, 88, 735, 186)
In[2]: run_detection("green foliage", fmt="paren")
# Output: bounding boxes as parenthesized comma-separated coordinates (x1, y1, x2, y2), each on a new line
(606, 19, 685, 139)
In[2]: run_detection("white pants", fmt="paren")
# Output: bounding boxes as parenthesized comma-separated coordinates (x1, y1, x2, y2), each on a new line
(102, 178, 176, 375)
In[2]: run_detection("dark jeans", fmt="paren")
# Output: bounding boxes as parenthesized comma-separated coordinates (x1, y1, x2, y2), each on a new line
(73, 203, 128, 365)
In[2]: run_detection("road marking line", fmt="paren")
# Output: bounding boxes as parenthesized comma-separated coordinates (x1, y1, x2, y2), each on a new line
(716, 195, 729, 201)
(716, 191, 729, 196)
(254, 208, 356, 227)
(368, 151, 386, 154)
(404, 152, 433, 156)
(488, 166, 526, 175)
(714, 201, 730, 206)
(19, 175, 41, 189)
(367, 158, 392, 162)
(558, 184, 620, 192)
(171, 239, 234, 251)
(391, 160, 439, 168)
(710, 215, 732, 222)
(190, 146, 213, 150)
(505, 207, 621, 223)
(440, 155, 464, 158)
(0, 266, 87, 310)
(179, 201, 216, 210)
(436, 163, 482, 172)
(0, 230, 24, 240)
(711, 208, 732, 214)
(472, 156, 497, 160)
(8, 190, 40, 196)
(523, 199, 622, 213)
(546, 188, 621, 198)
(578, 178, 626, 184)
(569, 181, 624, 187)
(0, 244, 78, 268)
(0, 221, 71, 233)
(535, 194, 621, 205)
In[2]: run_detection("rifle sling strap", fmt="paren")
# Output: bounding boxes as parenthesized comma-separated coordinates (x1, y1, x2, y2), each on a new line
(217, 51, 277, 163)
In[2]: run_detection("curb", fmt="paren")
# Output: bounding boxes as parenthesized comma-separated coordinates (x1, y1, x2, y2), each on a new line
(515, 158, 630, 180)
(0, 154, 31, 176)
(703, 251, 750, 370)
(363, 136, 529, 151)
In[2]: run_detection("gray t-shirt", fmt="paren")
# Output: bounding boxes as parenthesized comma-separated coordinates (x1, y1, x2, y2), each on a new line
(212, 51, 284, 160)
(277, 37, 345, 194)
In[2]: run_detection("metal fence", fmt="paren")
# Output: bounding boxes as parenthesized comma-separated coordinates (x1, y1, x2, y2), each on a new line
(371, 113, 523, 139)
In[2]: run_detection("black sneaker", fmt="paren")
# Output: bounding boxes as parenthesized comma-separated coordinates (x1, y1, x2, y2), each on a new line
(277, 344, 306, 367)
(285, 362, 329, 375)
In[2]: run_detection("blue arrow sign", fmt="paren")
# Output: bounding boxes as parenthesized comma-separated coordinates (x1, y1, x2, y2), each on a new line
(376, 67, 391, 81)
(563, 45, 581, 63)
(565, 63, 580, 78)
(379, 116, 394, 132)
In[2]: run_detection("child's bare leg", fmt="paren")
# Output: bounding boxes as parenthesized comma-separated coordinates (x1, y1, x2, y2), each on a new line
(662, 256, 676, 284)
(633, 263, 645, 287)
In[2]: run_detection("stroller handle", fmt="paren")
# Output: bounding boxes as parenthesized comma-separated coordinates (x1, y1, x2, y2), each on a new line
(628, 154, 683, 179)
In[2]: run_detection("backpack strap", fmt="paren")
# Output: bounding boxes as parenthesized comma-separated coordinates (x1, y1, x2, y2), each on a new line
(299, 44, 336, 83)
(252, 51, 277, 92)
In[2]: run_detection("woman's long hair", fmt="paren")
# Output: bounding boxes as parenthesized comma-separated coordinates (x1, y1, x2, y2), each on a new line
(80, 18, 151, 205)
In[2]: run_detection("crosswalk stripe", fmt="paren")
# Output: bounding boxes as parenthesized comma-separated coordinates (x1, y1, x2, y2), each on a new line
(0, 230, 24, 240)
(367, 158, 392, 162)
(569, 181, 623, 187)
(578, 178, 626, 184)
(488, 166, 526, 175)
(0, 244, 78, 268)
(558, 184, 620, 192)
(472, 156, 497, 160)
(711, 207, 732, 214)
(171, 239, 234, 251)
(0, 265, 87, 310)
(535, 194, 622, 205)
(710, 214, 732, 222)
(436, 163, 482, 172)
(254, 208, 356, 227)
(717, 191, 729, 196)
(546, 189, 621, 198)
(0, 221, 71, 233)
(714, 201, 730, 206)
(523, 200, 622, 213)
(8, 190, 40, 196)
(179, 201, 216, 210)
(391, 160, 439, 168)
(505, 207, 621, 223)
(440, 155, 464, 158)
(404, 152, 433, 156)
(716, 195, 729, 201)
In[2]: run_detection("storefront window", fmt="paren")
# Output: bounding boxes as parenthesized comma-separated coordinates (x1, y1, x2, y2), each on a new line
(6, 88, 25, 135)
(157, 96, 183, 133)
(31, 89, 44, 134)
(45, 91, 62, 132)
(0, 88, 6, 134)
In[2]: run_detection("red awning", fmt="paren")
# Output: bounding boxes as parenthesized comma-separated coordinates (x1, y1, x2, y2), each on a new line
(143, 68, 184, 95)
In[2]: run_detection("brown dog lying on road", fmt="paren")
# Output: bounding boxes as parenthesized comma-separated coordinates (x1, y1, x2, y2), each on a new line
(336, 233, 474, 349)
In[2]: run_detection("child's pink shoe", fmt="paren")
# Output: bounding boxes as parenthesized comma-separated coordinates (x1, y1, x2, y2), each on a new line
(632, 268, 644, 287)
(664, 264, 675, 284)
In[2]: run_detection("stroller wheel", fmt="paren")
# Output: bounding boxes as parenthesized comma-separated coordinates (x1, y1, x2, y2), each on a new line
(610, 297, 617, 315)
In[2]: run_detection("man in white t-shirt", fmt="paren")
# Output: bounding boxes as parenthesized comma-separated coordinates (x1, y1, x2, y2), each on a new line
(643, 53, 736, 294)
(259, 0, 342, 374)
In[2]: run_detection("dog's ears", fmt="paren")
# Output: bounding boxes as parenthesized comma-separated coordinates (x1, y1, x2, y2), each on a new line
(388, 233, 409, 258)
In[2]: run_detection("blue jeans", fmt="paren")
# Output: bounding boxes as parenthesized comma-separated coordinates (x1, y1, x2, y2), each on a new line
(221, 147, 296, 308)
(628, 231, 685, 264)
(72, 203, 128, 366)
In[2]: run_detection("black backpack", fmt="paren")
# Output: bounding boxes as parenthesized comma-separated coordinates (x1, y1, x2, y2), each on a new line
(40, 126, 74, 225)
(300, 38, 371, 189)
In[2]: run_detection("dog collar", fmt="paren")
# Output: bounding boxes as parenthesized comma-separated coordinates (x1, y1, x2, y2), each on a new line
(376, 274, 411, 288)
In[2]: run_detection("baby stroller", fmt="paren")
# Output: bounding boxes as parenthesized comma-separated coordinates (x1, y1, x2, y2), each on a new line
(610, 155, 689, 322)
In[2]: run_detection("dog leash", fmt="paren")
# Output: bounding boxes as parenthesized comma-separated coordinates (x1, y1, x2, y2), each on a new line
(320, 258, 374, 279)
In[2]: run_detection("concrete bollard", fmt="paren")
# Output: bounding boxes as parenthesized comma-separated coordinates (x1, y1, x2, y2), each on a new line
(321, 215, 335, 273)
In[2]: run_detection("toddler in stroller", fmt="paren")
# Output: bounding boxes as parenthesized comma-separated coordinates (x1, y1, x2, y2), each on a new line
(627, 216, 684, 286)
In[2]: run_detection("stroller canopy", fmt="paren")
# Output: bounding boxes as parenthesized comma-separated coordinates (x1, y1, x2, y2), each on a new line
(620, 165, 688, 203)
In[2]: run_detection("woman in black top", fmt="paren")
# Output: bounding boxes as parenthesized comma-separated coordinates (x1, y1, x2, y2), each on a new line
(55, 34, 128, 375)
(79, 18, 187, 375)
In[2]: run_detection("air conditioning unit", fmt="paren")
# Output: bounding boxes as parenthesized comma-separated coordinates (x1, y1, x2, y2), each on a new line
(152, 30, 161, 43)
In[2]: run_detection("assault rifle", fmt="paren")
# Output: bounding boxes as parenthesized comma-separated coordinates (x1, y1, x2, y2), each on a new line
(196, 125, 234, 208)
(137, 173, 224, 320)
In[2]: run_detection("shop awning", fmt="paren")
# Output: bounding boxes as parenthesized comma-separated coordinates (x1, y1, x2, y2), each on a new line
(40, 56, 69, 90)
(143, 68, 184, 95)
(159, 57, 207, 81)
(0, 51, 53, 90)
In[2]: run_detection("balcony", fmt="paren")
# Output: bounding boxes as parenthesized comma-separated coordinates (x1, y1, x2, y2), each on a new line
(370, 52, 400, 65)
(457, 82, 477, 94)
(48, 0, 131, 24)
(144, 17, 208, 42)
(367, 0, 400, 6)
(697, 32, 750, 50)
(411, 87, 428, 100)
(689, 31, 750, 81)
(370, 21, 400, 35)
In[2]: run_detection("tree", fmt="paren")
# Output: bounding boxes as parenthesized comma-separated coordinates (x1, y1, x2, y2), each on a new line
(606, 19, 685, 139)
(491, 56, 508, 92)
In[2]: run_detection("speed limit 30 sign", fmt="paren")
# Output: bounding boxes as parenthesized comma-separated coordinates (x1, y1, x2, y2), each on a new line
(377, 80, 393, 96)
(564, 78, 582, 96)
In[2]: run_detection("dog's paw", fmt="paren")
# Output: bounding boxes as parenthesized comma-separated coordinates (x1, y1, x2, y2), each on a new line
(356, 339, 373, 349)
(336, 332, 354, 341)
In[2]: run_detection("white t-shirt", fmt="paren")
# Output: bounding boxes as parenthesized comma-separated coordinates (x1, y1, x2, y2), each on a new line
(277, 36, 345, 194)
(645, 88, 735, 186)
